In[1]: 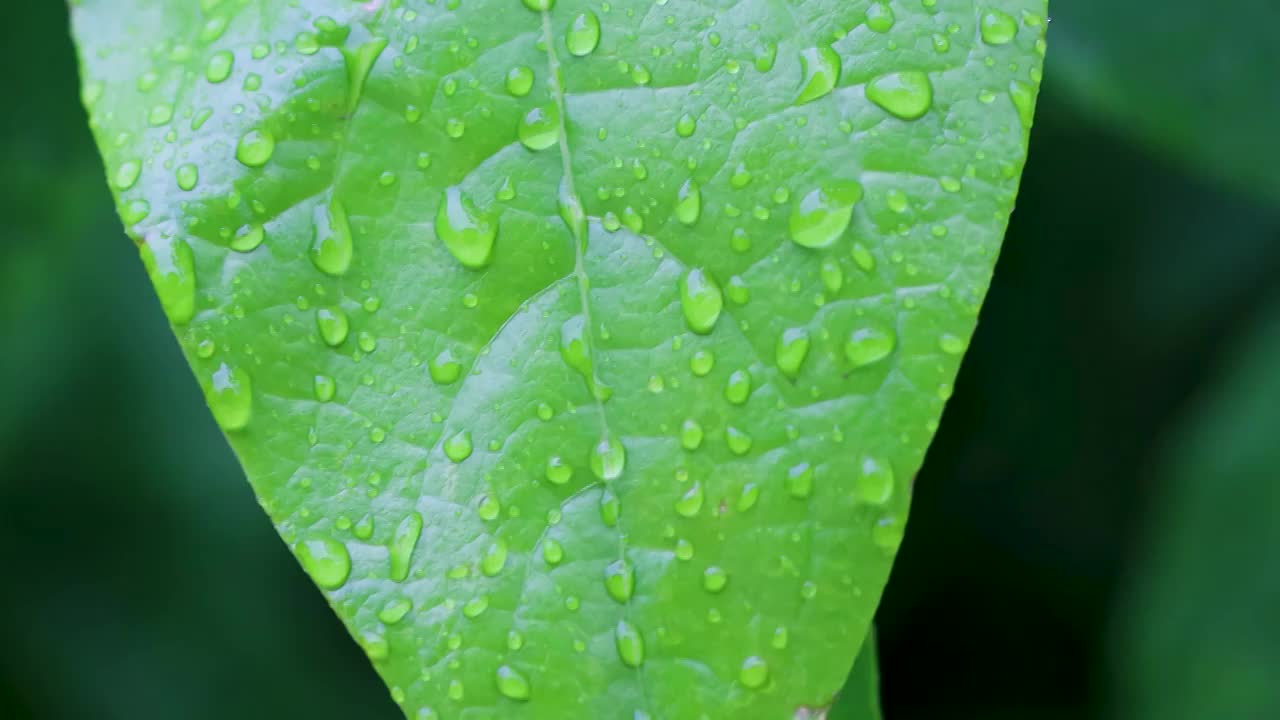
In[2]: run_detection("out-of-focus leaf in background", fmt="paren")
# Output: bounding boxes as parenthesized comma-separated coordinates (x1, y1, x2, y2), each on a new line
(829, 631, 882, 720)
(1051, 0, 1280, 202)
(1111, 295, 1280, 720)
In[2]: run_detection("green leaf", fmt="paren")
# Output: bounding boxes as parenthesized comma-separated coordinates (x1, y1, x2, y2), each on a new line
(828, 631, 882, 720)
(72, 0, 1046, 716)
(1052, 0, 1280, 202)
(1113, 296, 1280, 720)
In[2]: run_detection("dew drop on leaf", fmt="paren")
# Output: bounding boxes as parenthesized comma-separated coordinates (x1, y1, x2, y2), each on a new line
(796, 46, 841, 105)
(295, 537, 351, 590)
(437, 187, 497, 270)
(789, 182, 863, 248)
(866, 71, 934, 120)
(207, 362, 252, 431)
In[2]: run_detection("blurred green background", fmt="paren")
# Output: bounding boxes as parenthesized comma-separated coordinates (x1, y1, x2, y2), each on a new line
(3, 3, 1277, 719)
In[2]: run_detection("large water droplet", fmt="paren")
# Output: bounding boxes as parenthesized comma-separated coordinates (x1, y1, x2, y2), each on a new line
(615, 620, 645, 667)
(866, 71, 933, 120)
(845, 325, 896, 367)
(207, 362, 252, 431)
(296, 537, 351, 590)
(495, 665, 531, 701)
(725, 369, 752, 405)
(789, 182, 863, 248)
(604, 559, 634, 603)
(796, 47, 841, 105)
(140, 237, 196, 325)
(437, 187, 497, 269)
(865, 2, 895, 32)
(591, 436, 626, 480)
(566, 11, 601, 56)
(389, 512, 423, 581)
(980, 9, 1018, 45)
(775, 327, 811, 379)
(546, 456, 573, 485)
(739, 656, 770, 689)
(230, 224, 264, 253)
(481, 538, 509, 576)
(856, 457, 895, 505)
(113, 159, 141, 191)
(317, 307, 350, 347)
(674, 179, 702, 225)
(679, 268, 723, 334)
(236, 128, 275, 167)
(429, 349, 463, 384)
(506, 65, 535, 96)
(444, 430, 473, 462)
(518, 104, 560, 151)
(206, 50, 234, 83)
(311, 197, 353, 276)
(542, 538, 565, 565)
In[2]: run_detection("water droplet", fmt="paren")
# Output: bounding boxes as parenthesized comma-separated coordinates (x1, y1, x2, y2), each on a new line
(856, 457, 895, 505)
(387, 512, 423, 582)
(206, 50, 234, 83)
(506, 65, 535, 96)
(444, 430, 473, 462)
(175, 163, 199, 191)
(680, 419, 704, 450)
(796, 47, 841, 105)
(674, 179, 702, 225)
(703, 566, 728, 593)
(236, 128, 275, 167)
(866, 2, 895, 32)
(939, 333, 967, 355)
(342, 38, 388, 114)
(980, 9, 1018, 45)
(679, 268, 722, 334)
(690, 349, 715, 376)
(675, 112, 697, 138)
(786, 462, 814, 499)
(378, 596, 412, 624)
(317, 307, 350, 347)
(546, 456, 573, 485)
(737, 483, 760, 512)
(726, 426, 753, 455)
(789, 182, 863, 248)
(354, 514, 374, 540)
(295, 537, 351, 590)
(495, 665, 531, 701)
(313, 374, 336, 402)
(429, 349, 463, 384)
(518, 104, 560, 150)
(873, 515, 904, 551)
(775, 328, 811, 379)
(600, 489, 621, 527)
(566, 11, 601, 56)
(739, 656, 769, 689)
(560, 315, 612, 401)
(615, 620, 645, 667)
(725, 370, 751, 405)
(463, 595, 489, 618)
(591, 436, 626, 480)
(139, 237, 196, 324)
(310, 197, 354, 276)
(771, 626, 789, 649)
(437, 187, 497, 270)
(481, 538, 509, 576)
(604, 559, 634, 603)
(1009, 79, 1036, 129)
(866, 71, 934, 120)
(542, 538, 565, 565)
(207, 362, 252, 431)
(845, 325, 896, 367)
(477, 494, 502, 521)
(113, 159, 141, 191)
(675, 482, 704, 517)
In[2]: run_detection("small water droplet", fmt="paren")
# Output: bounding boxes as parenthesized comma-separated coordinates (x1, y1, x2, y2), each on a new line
(506, 65, 535, 96)
(518, 104, 561, 150)
(546, 456, 574, 485)
(481, 538, 509, 576)
(591, 436, 626, 480)
(680, 419, 704, 450)
(317, 307, 350, 347)
(207, 362, 252, 431)
(674, 179, 702, 225)
(444, 430, 473, 462)
(675, 112, 697, 138)
(615, 620, 644, 667)
(236, 128, 275, 167)
(429, 349, 463, 384)
(140, 237, 196, 325)
(786, 462, 814, 499)
(739, 656, 769, 689)
(604, 559, 634, 603)
(725, 370, 751, 405)
(856, 457, 895, 505)
(495, 665, 531, 701)
(980, 9, 1018, 45)
(675, 482, 704, 517)
(378, 596, 412, 624)
(703, 566, 729, 593)
(775, 328, 811, 379)
(389, 512, 423, 581)
(542, 538, 564, 565)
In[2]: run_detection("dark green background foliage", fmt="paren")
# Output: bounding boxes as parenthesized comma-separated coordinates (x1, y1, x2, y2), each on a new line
(1, 2, 1277, 719)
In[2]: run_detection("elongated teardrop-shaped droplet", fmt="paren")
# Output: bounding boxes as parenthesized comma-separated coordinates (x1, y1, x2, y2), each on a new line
(311, 197, 353, 276)
(296, 537, 351, 590)
(615, 620, 645, 668)
(796, 46, 841, 105)
(437, 187, 496, 269)
(591, 436, 626, 480)
(518, 104, 560, 151)
(674, 179, 702, 225)
(140, 236, 196, 325)
(845, 325, 896, 367)
(679, 268, 723, 334)
(495, 665, 531, 701)
(566, 11, 601, 56)
(481, 538, 509, 577)
(560, 314, 612, 401)
(789, 181, 863, 248)
(866, 71, 934, 120)
(775, 327, 811, 378)
(675, 482, 704, 517)
(207, 362, 252, 431)
(342, 38, 388, 114)
(389, 512, 423, 582)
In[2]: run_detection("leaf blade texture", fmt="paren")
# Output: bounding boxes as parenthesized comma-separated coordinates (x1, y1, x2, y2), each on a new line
(72, 0, 1047, 716)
